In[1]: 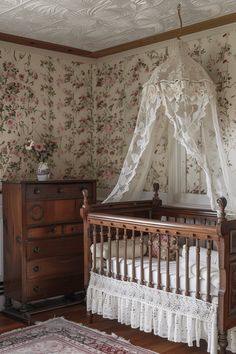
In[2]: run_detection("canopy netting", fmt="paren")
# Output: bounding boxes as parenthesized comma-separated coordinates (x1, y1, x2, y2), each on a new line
(103, 40, 236, 214)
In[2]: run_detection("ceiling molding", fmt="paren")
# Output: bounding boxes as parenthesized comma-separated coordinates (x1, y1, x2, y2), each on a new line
(0, 12, 236, 59)
(0, 31, 92, 58)
(91, 12, 236, 58)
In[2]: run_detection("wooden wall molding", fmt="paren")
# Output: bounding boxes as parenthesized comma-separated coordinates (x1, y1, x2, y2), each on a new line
(0, 12, 236, 59)
(0, 32, 92, 58)
(92, 12, 236, 58)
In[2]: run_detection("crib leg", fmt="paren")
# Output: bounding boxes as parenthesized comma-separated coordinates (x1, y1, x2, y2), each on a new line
(87, 311, 93, 324)
(218, 330, 228, 354)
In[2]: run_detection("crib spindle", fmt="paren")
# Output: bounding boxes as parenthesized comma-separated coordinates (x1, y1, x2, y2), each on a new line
(92, 224, 97, 272)
(107, 226, 112, 277)
(131, 230, 136, 282)
(157, 234, 161, 289)
(148, 233, 153, 287)
(175, 237, 180, 294)
(115, 227, 120, 280)
(195, 239, 200, 299)
(123, 228, 128, 281)
(185, 238, 190, 296)
(206, 239, 212, 302)
(99, 225, 104, 275)
(140, 231, 144, 285)
(166, 235, 170, 292)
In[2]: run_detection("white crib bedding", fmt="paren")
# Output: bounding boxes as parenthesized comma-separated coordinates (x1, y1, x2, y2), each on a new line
(89, 257, 236, 354)
(107, 255, 219, 298)
(90, 248, 236, 353)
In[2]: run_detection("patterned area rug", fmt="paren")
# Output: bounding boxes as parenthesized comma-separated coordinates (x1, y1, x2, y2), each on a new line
(0, 317, 157, 353)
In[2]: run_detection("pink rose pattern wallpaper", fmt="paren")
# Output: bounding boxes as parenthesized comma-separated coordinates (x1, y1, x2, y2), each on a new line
(0, 48, 94, 181)
(1, 30, 236, 199)
(186, 32, 236, 194)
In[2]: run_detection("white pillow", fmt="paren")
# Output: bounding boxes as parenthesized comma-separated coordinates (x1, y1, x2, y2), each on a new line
(90, 239, 147, 260)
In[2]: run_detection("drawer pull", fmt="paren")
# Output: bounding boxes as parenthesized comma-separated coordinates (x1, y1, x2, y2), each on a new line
(33, 246, 40, 254)
(33, 266, 40, 272)
(57, 188, 64, 193)
(16, 235, 21, 243)
(34, 188, 41, 194)
(33, 285, 40, 292)
(50, 227, 56, 233)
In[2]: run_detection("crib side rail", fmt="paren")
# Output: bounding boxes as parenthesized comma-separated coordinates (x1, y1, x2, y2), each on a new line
(152, 205, 218, 224)
(86, 212, 219, 301)
(88, 212, 218, 240)
(87, 200, 154, 218)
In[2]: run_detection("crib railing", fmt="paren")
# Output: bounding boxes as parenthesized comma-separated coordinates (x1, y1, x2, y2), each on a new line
(87, 212, 220, 302)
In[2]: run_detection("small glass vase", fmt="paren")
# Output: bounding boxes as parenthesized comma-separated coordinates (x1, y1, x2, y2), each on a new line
(37, 162, 50, 181)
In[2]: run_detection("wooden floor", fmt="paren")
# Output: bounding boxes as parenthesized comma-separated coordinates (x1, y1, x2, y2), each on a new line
(0, 303, 214, 354)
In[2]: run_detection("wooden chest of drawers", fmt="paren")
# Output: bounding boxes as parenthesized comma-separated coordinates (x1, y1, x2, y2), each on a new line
(2, 180, 96, 308)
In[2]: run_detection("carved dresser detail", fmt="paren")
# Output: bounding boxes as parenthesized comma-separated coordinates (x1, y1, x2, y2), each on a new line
(2, 179, 96, 320)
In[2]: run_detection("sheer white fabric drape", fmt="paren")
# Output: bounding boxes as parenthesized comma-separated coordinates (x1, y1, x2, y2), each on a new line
(103, 41, 236, 214)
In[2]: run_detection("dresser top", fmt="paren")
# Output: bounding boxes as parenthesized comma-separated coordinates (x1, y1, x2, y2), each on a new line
(2, 179, 96, 185)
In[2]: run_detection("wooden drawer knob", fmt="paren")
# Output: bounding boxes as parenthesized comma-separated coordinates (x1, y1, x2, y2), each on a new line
(33, 246, 40, 254)
(34, 188, 41, 194)
(57, 188, 64, 193)
(33, 265, 40, 272)
(16, 235, 21, 243)
(33, 285, 40, 292)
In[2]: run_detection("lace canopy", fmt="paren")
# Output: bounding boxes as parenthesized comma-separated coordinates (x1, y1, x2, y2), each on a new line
(103, 40, 236, 214)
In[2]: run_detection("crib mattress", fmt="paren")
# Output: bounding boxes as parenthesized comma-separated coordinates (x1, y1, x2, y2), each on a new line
(107, 256, 219, 298)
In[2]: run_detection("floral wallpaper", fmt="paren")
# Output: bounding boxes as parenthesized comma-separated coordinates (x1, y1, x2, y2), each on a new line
(0, 47, 94, 182)
(185, 32, 236, 194)
(1, 28, 236, 200)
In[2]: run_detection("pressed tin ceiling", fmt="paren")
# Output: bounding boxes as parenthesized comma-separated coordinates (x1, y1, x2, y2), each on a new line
(0, 0, 236, 52)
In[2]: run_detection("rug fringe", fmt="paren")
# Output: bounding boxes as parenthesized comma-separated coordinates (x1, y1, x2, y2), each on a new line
(34, 315, 65, 325)
(111, 332, 131, 343)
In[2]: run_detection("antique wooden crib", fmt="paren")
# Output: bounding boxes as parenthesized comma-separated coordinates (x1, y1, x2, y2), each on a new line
(81, 185, 236, 354)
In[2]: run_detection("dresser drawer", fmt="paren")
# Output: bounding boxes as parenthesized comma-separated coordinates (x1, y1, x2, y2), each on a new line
(26, 275, 83, 301)
(26, 237, 83, 260)
(26, 200, 81, 225)
(26, 182, 94, 200)
(27, 225, 62, 239)
(63, 223, 83, 235)
(27, 256, 83, 280)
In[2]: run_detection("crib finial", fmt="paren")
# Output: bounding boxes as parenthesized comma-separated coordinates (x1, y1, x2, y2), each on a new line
(153, 182, 162, 207)
(82, 189, 89, 209)
(217, 197, 227, 223)
(80, 189, 89, 219)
